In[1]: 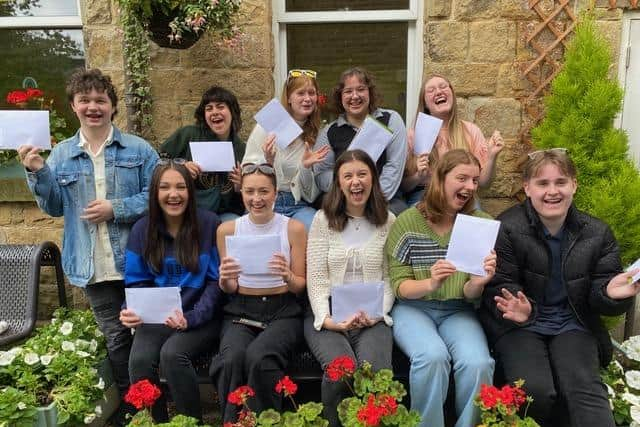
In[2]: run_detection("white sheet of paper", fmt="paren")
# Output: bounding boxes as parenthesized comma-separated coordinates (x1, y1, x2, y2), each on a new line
(226, 234, 280, 275)
(627, 259, 640, 283)
(254, 98, 303, 150)
(347, 116, 394, 162)
(189, 141, 235, 172)
(331, 282, 384, 323)
(413, 112, 443, 154)
(446, 214, 501, 276)
(0, 110, 51, 150)
(125, 287, 181, 324)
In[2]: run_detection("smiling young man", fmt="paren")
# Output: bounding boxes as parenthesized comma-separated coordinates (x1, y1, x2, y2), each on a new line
(479, 149, 640, 427)
(17, 68, 158, 426)
(313, 67, 407, 215)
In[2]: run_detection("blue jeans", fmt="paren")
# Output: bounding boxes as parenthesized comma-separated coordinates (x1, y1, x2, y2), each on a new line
(274, 191, 316, 231)
(404, 187, 425, 207)
(392, 299, 494, 427)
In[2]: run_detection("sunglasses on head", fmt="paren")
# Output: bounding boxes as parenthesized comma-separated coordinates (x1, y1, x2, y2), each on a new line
(527, 148, 568, 160)
(158, 157, 187, 166)
(287, 69, 317, 80)
(241, 162, 275, 176)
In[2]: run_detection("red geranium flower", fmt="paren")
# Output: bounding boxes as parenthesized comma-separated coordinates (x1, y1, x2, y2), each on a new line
(318, 93, 328, 107)
(479, 384, 500, 410)
(326, 355, 356, 382)
(124, 379, 162, 410)
(378, 394, 398, 416)
(26, 88, 44, 99)
(227, 385, 255, 406)
(357, 394, 386, 426)
(6, 90, 28, 105)
(275, 375, 298, 396)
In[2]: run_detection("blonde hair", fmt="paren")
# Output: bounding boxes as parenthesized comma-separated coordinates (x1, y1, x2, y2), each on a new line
(280, 75, 321, 143)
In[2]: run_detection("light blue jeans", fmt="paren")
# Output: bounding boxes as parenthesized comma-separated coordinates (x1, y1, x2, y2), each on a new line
(392, 299, 494, 427)
(274, 191, 316, 231)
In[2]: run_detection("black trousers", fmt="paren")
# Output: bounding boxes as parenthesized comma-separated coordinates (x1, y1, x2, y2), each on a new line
(129, 318, 221, 422)
(210, 293, 303, 423)
(494, 329, 614, 427)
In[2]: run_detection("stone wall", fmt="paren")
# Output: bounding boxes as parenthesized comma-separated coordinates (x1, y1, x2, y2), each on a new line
(0, 0, 631, 320)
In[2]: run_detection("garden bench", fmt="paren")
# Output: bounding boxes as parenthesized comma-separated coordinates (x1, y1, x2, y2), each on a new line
(0, 241, 66, 346)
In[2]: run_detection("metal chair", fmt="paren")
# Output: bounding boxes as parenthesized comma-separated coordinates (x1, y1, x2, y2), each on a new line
(0, 241, 67, 347)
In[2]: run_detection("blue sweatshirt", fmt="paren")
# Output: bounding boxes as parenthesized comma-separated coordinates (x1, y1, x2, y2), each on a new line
(125, 209, 221, 329)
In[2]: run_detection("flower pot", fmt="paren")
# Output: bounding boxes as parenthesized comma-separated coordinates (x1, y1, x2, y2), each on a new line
(146, 10, 201, 49)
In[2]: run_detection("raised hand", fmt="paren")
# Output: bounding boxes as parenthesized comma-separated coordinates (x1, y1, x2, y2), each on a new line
(262, 133, 277, 165)
(301, 141, 330, 169)
(229, 162, 242, 192)
(606, 269, 640, 300)
(495, 288, 531, 323)
(488, 130, 505, 157)
(416, 152, 430, 177)
(184, 161, 202, 179)
(17, 145, 45, 172)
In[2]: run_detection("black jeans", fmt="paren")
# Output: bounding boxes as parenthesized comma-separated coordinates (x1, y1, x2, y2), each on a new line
(128, 319, 221, 422)
(84, 281, 132, 397)
(210, 293, 303, 423)
(303, 314, 393, 427)
(494, 329, 613, 427)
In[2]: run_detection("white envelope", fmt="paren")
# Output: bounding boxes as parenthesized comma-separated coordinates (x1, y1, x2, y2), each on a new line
(446, 214, 501, 276)
(330, 282, 384, 323)
(125, 287, 182, 324)
(226, 234, 280, 275)
(348, 116, 394, 162)
(189, 141, 235, 172)
(254, 98, 303, 150)
(627, 258, 640, 283)
(414, 112, 443, 154)
(0, 110, 51, 150)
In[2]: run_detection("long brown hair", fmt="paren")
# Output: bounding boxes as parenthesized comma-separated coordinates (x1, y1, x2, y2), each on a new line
(145, 162, 200, 274)
(406, 75, 471, 176)
(417, 149, 480, 224)
(322, 149, 388, 232)
(280, 74, 321, 143)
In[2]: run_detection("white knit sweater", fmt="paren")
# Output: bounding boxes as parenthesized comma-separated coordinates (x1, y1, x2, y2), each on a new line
(306, 210, 396, 331)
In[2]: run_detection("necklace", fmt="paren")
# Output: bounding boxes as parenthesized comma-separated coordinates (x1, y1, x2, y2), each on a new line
(350, 215, 364, 231)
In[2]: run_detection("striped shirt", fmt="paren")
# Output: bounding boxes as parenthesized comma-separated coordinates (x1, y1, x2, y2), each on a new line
(385, 207, 492, 301)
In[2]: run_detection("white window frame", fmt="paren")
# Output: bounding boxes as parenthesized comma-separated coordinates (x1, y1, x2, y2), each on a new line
(0, 0, 82, 29)
(616, 10, 640, 167)
(272, 0, 424, 126)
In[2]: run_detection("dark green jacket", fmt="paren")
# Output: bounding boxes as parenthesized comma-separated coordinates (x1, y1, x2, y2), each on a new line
(160, 124, 245, 215)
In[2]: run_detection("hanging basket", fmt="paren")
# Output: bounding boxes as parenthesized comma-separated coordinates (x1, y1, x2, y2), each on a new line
(146, 10, 201, 50)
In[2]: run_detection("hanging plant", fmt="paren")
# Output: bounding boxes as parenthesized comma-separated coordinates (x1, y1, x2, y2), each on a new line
(117, 0, 243, 138)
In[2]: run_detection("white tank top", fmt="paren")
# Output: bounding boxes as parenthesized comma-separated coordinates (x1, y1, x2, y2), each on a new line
(235, 213, 291, 288)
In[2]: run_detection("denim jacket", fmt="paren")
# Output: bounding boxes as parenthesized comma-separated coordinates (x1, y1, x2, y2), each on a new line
(26, 127, 159, 287)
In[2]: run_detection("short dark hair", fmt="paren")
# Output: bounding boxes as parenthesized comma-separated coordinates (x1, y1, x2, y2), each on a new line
(194, 86, 242, 134)
(322, 149, 388, 232)
(331, 67, 381, 116)
(66, 68, 118, 119)
(145, 162, 200, 274)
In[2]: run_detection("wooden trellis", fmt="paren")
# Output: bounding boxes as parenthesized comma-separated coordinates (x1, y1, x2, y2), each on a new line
(519, 0, 578, 141)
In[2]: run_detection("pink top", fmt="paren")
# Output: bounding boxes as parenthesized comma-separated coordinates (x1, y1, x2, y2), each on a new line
(435, 120, 489, 168)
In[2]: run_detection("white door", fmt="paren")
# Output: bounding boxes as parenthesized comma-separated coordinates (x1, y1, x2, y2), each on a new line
(621, 18, 640, 168)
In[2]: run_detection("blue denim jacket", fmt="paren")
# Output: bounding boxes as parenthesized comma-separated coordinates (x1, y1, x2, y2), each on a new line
(26, 127, 159, 287)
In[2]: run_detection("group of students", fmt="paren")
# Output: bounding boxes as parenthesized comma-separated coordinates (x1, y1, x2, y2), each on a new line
(16, 67, 640, 427)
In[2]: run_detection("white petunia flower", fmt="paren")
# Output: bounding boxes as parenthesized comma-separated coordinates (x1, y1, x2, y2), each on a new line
(631, 405, 640, 423)
(24, 352, 39, 365)
(61, 341, 76, 352)
(40, 354, 54, 366)
(59, 321, 73, 336)
(94, 328, 103, 337)
(76, 350, 90, 358)
(0, 351, 15, 366)
(89, 339, 98, 352)
(96, 378, 105, 390)
(95, 405, 102, 416)
(89, 367, 97, 375)
(623, 392, 640, 406)
(17, 402, 26, 410)
(628, 371, 640, 390)
(84, 413, 96, 424)
(8, 347, 22, 356)
(606, 383, 615, 397)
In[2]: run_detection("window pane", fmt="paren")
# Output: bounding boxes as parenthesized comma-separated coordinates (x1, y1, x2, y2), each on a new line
(287, 23, 408, 121)
(1, 29, 85, 139)
(285, 0, 409, 12)
(1, 0, 78, 17)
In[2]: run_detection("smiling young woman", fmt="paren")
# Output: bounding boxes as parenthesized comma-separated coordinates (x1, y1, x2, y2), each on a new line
(386, 149, 497, 427)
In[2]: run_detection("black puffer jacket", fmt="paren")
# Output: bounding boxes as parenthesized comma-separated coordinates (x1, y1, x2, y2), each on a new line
(479, 199, 632, 366)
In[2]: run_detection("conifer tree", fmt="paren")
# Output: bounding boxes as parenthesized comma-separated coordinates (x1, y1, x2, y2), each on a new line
(531, 15, 640, 266)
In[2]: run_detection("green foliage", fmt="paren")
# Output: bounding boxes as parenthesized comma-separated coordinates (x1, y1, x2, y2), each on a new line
(0, 387, 37, 427)
(530, 14, 640, 266)
(0, 308, 108, 426)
